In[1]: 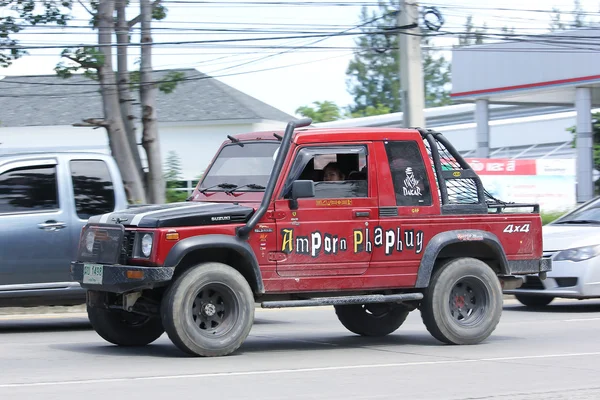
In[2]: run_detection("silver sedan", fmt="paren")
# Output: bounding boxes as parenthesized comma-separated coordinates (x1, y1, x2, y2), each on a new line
(505, 196, 600, 306)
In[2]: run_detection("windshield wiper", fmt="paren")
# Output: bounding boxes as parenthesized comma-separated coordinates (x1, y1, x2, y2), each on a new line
(199, 183, 238, 194)
(225, 183, 266, 194)
(554, 219, 600, 224)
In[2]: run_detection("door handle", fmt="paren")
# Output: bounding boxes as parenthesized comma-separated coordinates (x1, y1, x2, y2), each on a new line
(38, 221, 67, 231)
(354, 210, 370, 218)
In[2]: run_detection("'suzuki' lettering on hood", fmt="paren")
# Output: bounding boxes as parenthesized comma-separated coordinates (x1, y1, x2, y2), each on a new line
(89, 201, 254, 228)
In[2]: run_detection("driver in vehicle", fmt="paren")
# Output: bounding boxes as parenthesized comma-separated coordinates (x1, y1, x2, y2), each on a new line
(323, 162, 345, 181)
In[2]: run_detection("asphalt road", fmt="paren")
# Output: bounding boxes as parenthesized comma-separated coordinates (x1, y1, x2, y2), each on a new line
(3, 299, 600, 399)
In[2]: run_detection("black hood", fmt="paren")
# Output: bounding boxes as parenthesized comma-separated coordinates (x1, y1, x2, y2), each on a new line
(88, 201, 255, 228)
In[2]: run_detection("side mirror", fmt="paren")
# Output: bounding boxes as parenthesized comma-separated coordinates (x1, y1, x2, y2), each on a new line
(291, 180, 315, 200)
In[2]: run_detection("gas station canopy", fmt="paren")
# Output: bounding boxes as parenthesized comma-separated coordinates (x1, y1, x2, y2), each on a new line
(450, 27, 600, 203)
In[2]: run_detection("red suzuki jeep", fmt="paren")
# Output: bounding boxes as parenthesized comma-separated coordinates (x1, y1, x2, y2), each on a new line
(71, 118, 550, 357)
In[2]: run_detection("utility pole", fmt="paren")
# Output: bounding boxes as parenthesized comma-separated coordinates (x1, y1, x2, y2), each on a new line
(398, 0, 425, 128)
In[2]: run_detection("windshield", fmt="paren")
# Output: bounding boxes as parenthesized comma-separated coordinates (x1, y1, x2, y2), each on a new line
(199, 142, 280, 192)
(553, 197, 600, 224)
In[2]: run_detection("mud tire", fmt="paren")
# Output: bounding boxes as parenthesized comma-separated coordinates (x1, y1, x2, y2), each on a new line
(87, 305, 164, 346)
(161, 262, 255, 357)
(334, 303, 410, 337)
(420, 257, 503, 345)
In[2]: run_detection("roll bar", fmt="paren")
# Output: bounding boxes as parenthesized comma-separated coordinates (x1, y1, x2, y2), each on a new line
(236, 118, 312, 239)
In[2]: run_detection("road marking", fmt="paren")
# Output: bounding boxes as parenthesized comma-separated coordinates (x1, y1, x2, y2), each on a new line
(564, 318, 600, 322)
(0, 313, 88, 321)
(2, 351, 600, 389)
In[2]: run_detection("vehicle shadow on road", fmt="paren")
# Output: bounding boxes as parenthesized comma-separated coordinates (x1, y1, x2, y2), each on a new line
(47, 329, 515, 359)
(49, 341, 189, 358)
(504, 302, 600, 313)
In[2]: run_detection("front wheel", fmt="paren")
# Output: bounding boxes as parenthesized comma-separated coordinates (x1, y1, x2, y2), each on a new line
(420, 257, 503, 345)
(87, 305, 165, 346)
(161, 262, 255, 357)
(334, 303, 410, 337)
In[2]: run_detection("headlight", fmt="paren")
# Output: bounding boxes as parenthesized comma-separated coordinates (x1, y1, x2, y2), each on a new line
(85, 231, 95, 252)
(141, 234, 153, 257)
(554, 244, 600, 262)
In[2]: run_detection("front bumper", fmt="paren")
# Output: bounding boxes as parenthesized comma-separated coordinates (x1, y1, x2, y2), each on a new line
(504, 255, 600, 299)
(70, 261, 174, 294)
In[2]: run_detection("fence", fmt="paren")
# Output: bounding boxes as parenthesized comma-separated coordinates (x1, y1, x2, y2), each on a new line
(168, 179, 200, 197)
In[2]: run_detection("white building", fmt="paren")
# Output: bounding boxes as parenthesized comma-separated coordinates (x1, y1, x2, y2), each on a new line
(0, 68, 292, 180)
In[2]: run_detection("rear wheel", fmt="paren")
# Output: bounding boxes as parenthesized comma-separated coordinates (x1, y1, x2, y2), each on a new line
(514, 293, 554, 307)
(420, 257, 503, 345)
(87, 305, 164, 346)
(161, 262, 255, 357)
(334, 303, 410, 337)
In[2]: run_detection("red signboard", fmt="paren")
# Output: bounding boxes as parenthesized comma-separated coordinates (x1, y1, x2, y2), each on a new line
(464, 158, 537, 175)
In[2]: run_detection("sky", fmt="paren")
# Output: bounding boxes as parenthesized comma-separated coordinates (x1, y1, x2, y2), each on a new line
(1, 0, 598, 117)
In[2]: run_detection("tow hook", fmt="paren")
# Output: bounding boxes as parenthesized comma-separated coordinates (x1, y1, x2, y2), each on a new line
(539, 271, 547, 280)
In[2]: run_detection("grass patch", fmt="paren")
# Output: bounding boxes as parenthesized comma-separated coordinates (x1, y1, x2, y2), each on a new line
(541, 211, 567, 225)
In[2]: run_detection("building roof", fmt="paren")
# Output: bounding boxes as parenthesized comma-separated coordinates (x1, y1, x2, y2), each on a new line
(0, 68, 293, 127)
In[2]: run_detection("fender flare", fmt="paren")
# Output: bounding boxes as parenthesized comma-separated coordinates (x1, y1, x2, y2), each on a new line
(163, 234, 264, 294)
(414, 230, 509, 288)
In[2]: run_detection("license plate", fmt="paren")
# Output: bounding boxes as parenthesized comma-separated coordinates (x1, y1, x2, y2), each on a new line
(83, 263, 103, 284)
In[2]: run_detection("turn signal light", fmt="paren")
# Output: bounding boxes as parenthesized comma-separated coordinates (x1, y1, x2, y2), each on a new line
(166, 232, 180, 241)
(126, 270, 144, 279)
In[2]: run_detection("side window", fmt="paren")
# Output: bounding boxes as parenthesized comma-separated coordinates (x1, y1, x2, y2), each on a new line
(70, 160, 116, 219)
(285, 146, 368, 199)
(384, 141, 432, 206)
(0, 165, 59, 214)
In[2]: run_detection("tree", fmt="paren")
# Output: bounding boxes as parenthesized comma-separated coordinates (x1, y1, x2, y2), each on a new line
(550, 0, 596, 31)
(573, 0, 585, 28)
(164, 151, 188, 203)
(345, 1, 452, 117)
(422, 35, 451, 108)
(96, 0, 146, 203)
(567, 112, 600, 194)
(139, 0, 165, 203)
(549, 8, 567, 32)
(500, 26, 516, 40)
(457, 16, 487, 46)
(0, 1, 73, 68)
(2, 0, 178, 204)
(295, 101, 343, 122)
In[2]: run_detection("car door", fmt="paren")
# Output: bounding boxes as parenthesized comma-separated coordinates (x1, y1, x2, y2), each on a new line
(67, 158, 119, 262)
(0, 158, 74, 286)
(274, 143, 378, 278)
(369, 139, 439, 288)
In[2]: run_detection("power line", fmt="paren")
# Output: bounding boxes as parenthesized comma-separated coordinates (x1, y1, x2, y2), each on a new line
(0, 25, 419, 50)
(420, 2, 600, 16)
(0, 49, 367, 89)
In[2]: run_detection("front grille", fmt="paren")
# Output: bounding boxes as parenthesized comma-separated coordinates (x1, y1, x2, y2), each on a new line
(521, 275, 545, 290)
(77, 224, 124, 265)
(120, 231, 136, 264)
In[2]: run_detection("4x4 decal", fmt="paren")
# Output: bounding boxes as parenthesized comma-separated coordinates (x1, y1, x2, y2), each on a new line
(280, 226, 425, 257)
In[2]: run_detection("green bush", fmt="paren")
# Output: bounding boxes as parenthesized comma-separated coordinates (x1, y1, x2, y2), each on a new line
(541, 211, 566, 225)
